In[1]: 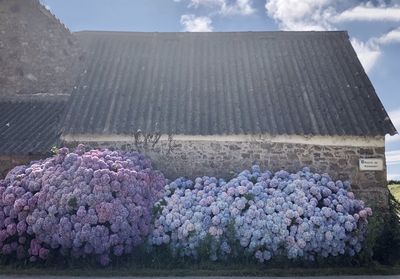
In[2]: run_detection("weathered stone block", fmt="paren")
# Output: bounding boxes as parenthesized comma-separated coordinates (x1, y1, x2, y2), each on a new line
(0, 154, 42, 179)
(63, 138, 388, 209)
(359, 148, 374, 155)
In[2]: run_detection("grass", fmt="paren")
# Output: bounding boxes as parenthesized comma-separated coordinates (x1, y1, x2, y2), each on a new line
(389, 184, 400, 202)
(1, 248, 400, 277)
(0, 263, 400, 277)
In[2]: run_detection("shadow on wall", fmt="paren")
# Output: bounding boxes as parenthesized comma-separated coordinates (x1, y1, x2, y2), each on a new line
(0, 155, 43, 179)
(63, 139, 389, 209)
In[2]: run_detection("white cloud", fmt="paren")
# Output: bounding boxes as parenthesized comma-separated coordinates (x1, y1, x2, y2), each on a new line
(388, 108, 400, 129)
(333, 5, 400, 22)
(264, 0, 400, 73)
(387, 134, 400, 143)
(188, 0, 222, 8)
(350, 38, 381, 73)
(176, 0, 254, 34)
(265, 0, 335, 31)
(388, 173, 400, 180)
(177, 0, 255, 16)
(221, 0, 255, 16)
(352, 28, 400, 72)
(180, 14, 213, 32)
(375, 27, 400, 44)
(386, 150, 400, 165)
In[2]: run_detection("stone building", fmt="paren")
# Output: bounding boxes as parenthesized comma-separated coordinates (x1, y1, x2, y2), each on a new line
(0, 0, 81, 97)
(0, 0, 81, 176)
(0, 1, 397, 208)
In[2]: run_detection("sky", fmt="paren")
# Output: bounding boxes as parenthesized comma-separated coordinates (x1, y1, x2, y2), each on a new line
(41, 0, 400, 179)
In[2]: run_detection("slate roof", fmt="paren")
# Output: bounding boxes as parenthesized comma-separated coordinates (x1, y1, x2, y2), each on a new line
(62, 31, 395, 136)
(0, 99, 65, 155)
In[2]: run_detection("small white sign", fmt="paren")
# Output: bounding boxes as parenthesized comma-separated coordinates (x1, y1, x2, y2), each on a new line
(359, 158, 384, 171)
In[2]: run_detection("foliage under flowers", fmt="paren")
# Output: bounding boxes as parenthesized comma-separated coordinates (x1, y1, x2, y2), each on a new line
(0, 145, 165, 265)
(150, 166, 372, 263)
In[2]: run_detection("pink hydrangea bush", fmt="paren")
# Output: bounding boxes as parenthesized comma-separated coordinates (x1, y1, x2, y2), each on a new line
(0, 145, 165, 265)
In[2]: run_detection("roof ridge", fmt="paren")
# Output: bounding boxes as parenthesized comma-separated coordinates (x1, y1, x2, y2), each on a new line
(35, 0, 73, 35)
(0, 95, 69, 103)
(74, 30, 348, 35)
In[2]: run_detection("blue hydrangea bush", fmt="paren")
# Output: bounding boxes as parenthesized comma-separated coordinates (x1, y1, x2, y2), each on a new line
(0, 145, 165, 265)
(150, 166, 372, 263)
(0, 145, 373, 266)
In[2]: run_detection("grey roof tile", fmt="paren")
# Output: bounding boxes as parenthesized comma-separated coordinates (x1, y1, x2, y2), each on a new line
(0, 100, 65, 155)
(63, 31, 397, 136)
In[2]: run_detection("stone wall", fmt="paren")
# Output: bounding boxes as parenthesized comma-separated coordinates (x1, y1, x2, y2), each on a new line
(65, 136, 388, 208)
(0, 154, 43, 179)
(0, 0, 82, 96)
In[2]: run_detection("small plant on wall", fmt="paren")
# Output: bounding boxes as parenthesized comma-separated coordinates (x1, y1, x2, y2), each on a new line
(133, 128, 162, 151)
(132, 124, 179, 155)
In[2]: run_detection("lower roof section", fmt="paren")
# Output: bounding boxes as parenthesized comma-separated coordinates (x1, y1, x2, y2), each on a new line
(0, 100, 65, 155)
(62, 133, 385, 148)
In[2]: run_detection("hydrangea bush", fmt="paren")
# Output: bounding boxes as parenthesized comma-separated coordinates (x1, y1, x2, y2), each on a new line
(0, 145, 165, 265)
(150, 166, 372, 263)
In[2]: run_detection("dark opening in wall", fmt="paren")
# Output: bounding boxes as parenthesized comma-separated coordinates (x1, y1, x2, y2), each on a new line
(10, 3, 20, 13)
(15, 67, 24, 77)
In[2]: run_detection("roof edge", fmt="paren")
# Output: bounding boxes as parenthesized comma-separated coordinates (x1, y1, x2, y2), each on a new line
(73, 30, 350, 36)
(62, 133, 385, 148)
(342, 32, 397, 136)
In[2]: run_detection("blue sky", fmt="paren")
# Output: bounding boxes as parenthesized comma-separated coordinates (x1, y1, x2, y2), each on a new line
(41, 0, 400, 179)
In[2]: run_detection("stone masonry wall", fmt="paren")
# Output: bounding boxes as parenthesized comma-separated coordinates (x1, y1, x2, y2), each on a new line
(0, 154, 43, 179)
(0, 0, 82, 96)
(68, 138, 389, 209)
